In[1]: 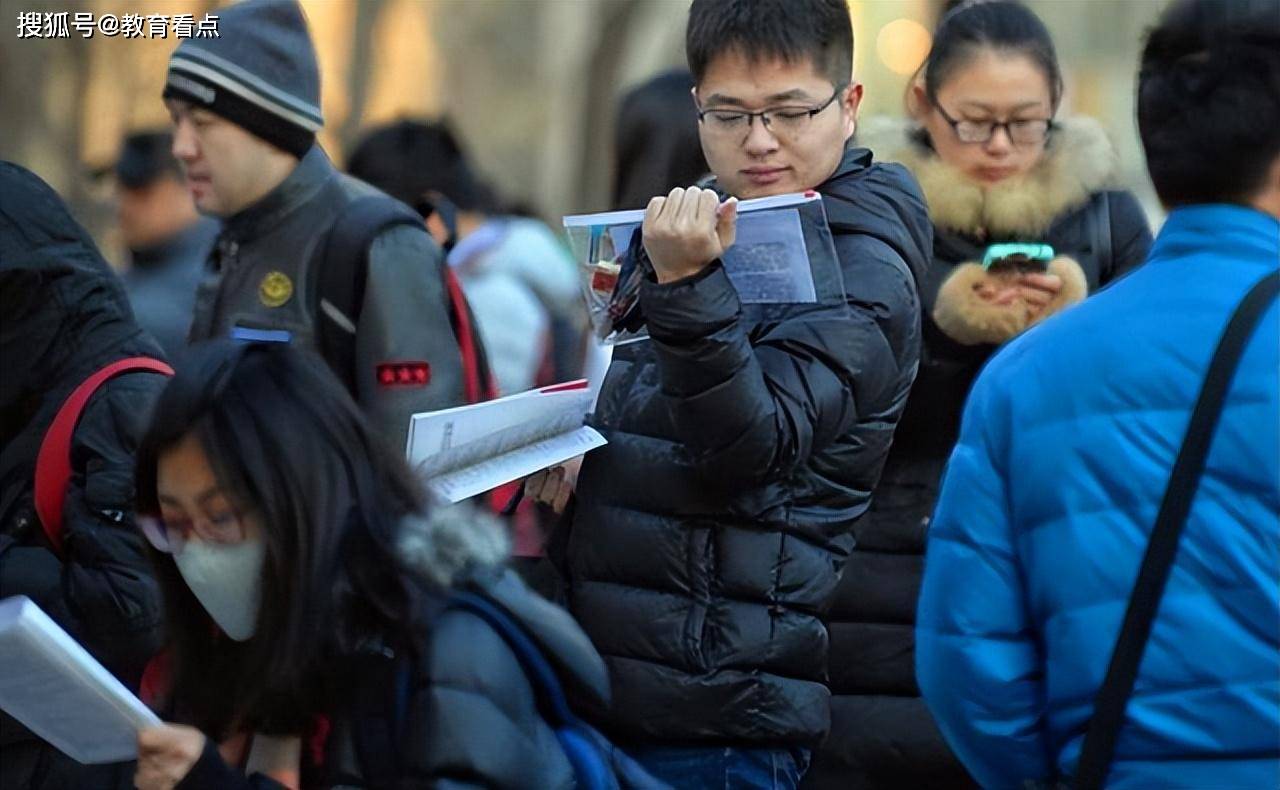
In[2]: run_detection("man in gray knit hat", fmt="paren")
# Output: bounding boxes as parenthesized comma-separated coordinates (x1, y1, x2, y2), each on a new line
(162, 0, 466, 448)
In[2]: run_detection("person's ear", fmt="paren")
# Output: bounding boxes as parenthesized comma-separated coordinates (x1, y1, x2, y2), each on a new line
(907, 80, 930, 120)
(1255, 153, 1280, 220)
(841, 82, 864, 140)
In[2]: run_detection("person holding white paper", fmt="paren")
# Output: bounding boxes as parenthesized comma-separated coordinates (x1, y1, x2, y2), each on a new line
(1, 163, 168, 790)
(129, 341, 623, 789)
(529, 1, 933, 787)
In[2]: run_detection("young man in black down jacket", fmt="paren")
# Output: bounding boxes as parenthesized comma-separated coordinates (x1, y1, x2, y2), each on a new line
(528, 1, 932, 786)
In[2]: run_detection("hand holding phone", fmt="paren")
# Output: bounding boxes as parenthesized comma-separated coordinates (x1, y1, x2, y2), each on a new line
(982, 242, 1055, 275)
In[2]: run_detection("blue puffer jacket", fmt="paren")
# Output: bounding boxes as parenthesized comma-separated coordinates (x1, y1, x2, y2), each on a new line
(916, 204, 1280, 789)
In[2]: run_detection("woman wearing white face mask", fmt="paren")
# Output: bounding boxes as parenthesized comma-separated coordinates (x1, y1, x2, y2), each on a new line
(129, 341, 626, 790)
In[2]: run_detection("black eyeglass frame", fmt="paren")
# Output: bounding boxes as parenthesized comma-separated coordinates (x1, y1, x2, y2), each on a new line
(932, 100, 1056, 146)
(696, 84, 848, 139)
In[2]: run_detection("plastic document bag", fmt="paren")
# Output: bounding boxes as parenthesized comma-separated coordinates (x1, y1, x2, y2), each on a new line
(563, 191, 844, 344)
(0, 595, 161, 764)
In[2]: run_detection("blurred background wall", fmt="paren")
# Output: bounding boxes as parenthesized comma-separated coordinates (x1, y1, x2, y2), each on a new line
(0, 0, 1164, 264)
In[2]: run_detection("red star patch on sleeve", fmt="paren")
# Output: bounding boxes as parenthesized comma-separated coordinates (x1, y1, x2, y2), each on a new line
(375, 362, 431, 389)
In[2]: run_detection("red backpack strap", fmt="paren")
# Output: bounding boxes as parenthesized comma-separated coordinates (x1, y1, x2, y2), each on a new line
(34, 357, 174, 555)
(442, 265, 498, 403)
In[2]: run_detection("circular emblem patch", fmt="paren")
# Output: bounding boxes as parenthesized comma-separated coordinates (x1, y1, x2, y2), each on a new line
(259, 271, 293, 308)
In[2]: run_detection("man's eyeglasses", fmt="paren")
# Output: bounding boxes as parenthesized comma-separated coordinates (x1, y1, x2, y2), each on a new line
(697, 84, 846, 142)
(933, 101, 1053, 146)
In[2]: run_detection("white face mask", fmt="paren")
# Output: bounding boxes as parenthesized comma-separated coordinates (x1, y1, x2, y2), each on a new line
(173, 538, 266, 641)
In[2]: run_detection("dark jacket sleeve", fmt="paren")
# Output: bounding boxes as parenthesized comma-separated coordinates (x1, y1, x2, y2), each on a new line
(1104, 190, 1153, 283)
(639, 259, 905, 490)
(176, 738, 286, 790)
(0, 372, 164, 682)
(355, 224, 467, 451)
(402, 608, 575, 789)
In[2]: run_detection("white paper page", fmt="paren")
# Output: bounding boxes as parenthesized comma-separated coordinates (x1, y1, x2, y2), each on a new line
(428, 425, 607, 503)
(406, 384, 591, 478)
(562, 190, 820, 227)
(0, 596, 160, 765)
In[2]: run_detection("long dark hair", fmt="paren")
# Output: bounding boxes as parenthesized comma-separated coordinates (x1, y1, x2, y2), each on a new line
(135, 341, 428, 737)
(909, 0, 1064, 119)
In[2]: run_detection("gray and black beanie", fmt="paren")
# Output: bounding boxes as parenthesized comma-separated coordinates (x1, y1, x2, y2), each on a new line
(163, 0, 323, 158)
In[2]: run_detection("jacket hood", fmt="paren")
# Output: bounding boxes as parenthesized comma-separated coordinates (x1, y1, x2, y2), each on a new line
(396, 502, 610, 709)
(0, 161, 161, 411)
(856, 116, 1119, 238)
(818, 146, 933, 289)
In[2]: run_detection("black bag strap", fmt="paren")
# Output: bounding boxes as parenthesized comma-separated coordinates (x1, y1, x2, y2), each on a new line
(347, 648, 412, 790)
(446, 590, 580, 727)
(1074, 269, 1279, 790)
(313, 195, 424, 394)
(1090, 191, 1113, 280)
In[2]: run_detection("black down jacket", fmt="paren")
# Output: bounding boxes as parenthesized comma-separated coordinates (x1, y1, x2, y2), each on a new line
(0, 161, 168, 789)
(556, 147, 931, 747)
(801, 119, 1153, 789)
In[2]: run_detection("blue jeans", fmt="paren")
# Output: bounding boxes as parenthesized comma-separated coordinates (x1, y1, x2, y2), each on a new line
(627, 745, 811, 790)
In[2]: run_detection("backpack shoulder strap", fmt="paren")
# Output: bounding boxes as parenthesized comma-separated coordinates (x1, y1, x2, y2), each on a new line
(347, 645, 412, 789)
(34, 357, 174, 554)
(313, 195, 424, 393)
(1074, 269, 1280, 789)
(1089, 191, 1114, 280)
(446, 590, 577, 726)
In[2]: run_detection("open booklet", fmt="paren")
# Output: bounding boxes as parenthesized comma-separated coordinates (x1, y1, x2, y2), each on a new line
(406, 380, 607, 503)
(0, 596, 161, 764)
(563, 190, 843, 344)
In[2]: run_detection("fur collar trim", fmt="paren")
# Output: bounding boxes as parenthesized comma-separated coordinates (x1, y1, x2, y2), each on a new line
(856, 116, 1118, 238)
(397, 501, 510, 589)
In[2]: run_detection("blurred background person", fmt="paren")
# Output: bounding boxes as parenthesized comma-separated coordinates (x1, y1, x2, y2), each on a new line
(612, 70, 710, 211)
(131, 341, 618, 789)
(916, 0, 1279, 786)
(812, 2, 1153, 787)
(0, 162, 168, 790)
(111, 130, 219, 359)
(348, 119, 584, 398)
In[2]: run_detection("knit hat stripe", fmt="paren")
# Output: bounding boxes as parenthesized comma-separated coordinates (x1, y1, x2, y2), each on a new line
(173, 46, 323, 126)
(169, 57, 322, 133)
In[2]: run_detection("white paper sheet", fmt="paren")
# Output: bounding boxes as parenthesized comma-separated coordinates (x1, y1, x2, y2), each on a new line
(406, 381, 607, 502)
(427, 425, 606, 503)
(0, 596, 160, 765)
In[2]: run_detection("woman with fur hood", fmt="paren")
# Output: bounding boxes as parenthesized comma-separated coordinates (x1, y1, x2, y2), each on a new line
(804, 3, 1153, 788)
(128, 341, 649, 789)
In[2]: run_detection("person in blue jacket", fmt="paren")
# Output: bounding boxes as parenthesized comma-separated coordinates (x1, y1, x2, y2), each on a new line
(915, 0, 1280, 787)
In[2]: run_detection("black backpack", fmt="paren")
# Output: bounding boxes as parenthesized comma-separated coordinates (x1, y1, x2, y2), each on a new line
(309, 195, 496, 403)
